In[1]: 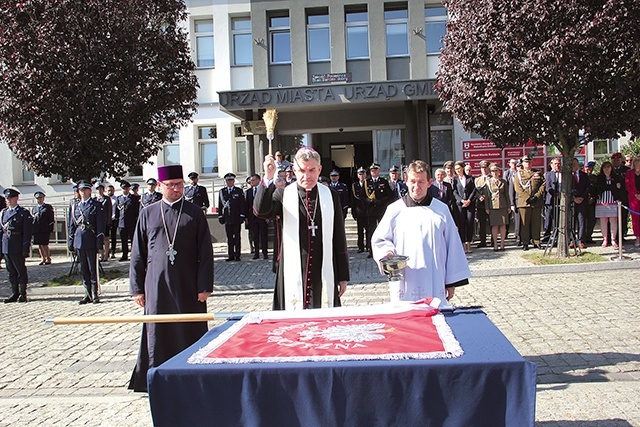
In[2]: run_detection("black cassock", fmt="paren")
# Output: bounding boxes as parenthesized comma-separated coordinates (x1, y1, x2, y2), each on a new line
(128, 198, 214, 392)
(254, 183, 350, 310)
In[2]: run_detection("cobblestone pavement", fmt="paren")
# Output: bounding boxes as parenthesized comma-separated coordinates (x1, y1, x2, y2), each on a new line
(1, 237, 640, 426)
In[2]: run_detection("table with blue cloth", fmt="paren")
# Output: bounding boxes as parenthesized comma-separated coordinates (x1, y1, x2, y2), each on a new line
(147, 309, 536, 427)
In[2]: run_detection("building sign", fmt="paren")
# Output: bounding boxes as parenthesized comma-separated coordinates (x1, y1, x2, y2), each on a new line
(241, 120, 267, 135)
(218, 79, 438, 111)
(311, 73, 351, 83)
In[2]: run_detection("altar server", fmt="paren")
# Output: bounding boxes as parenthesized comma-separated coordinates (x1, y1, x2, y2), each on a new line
(254, 147, 349, 310)
(371, 160, 470, 302)
(128, 164, 214, 392)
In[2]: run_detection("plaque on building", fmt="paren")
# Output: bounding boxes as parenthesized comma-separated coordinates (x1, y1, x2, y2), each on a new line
(241, 120, 267, 135)
(311, 73, 351, 83)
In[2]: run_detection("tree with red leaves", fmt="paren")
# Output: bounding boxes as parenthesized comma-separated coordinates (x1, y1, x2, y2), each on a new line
(437, 0, 640, 256)
(0, 0, 198, 180)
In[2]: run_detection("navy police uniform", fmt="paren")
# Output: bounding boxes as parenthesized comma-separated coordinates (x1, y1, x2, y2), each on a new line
(69, 181, 106, 304)
(245, 184, 268, 259)
(351, 168, 369, 253)
(185, 172, 210, 210)
(141, 178, 162, 208)
(116, 181, 140, 261)
(329, 171, 350, 219)
(218, 173, 246, 261)
(1, 189, 33, 302)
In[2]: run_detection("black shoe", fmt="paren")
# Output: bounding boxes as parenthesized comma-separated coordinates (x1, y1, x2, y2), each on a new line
(225, 258, 233, 262)
(523, 245, 529, 251)
(541, 236, 550, 243)
(263, 255, 269, 260)
(4, 294, 18, 303)
(252, 255, 260, 260)
(367, 253, 373, 259)
(235, 257, 241, 261)
(357, 249, 364, 253)
(17, 295, 27, 303)
(39, 261, 46, 265)
(110, 254, 116, 259)
(79, 297, 92, 305)
(119, 257, 128, 261)
(516, 240, 522, 246)
(92, 297, 101, 304)
(476, 242, 487, 248)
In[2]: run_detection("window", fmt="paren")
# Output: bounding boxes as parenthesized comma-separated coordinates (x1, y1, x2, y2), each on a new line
(384, 4, 408, 57)
(198, 126, 218, 174)
(162, 130, 181, 165)
(232, 17, 252, 66)
(307, 10, 330, 62)
(235, 125, 247, 173)
(345, 8, 369, 59)
(269, 15, 291, 64)
(425, 6, 447, 55)
(375, 129, 404, 172)
(194, 18, 214, 67)
(593, 139, 619, 157)
(21, 161, 35, 183)
(430, 129, 454, 165)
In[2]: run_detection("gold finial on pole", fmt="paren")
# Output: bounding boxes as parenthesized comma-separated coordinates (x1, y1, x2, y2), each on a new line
(262, 109, 278, 155)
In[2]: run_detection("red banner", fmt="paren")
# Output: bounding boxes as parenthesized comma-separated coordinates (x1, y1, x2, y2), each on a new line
(188, 304, 463, 364)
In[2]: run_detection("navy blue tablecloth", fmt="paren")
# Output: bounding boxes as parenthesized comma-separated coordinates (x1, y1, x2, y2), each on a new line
(148, 309, 536, 427)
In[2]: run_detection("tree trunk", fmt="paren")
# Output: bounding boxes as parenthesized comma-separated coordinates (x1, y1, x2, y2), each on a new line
(556, 131, 580, 257)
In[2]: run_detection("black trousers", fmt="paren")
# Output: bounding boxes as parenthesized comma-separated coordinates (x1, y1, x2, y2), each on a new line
(4, 252, 28, 296)
(225, 223, 242, 259)
(355, 217, 367, 251)
(119, 227, 132, 258)
(109, 219, 118, 256)
(366, 215, 383, 255)
(476, 206, 489, 244)
(78, 247, 98, 299)
(250, 219, 268, 257)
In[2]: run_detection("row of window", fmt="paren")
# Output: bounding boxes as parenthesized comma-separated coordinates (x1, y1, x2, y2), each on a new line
(194, 5, 447, 68)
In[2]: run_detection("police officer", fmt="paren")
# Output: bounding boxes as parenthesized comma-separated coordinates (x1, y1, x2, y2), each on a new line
(106, 184, 118, 259)
(329, 170, 350, 219)
(116, 180, 139, 261)
(218, 173, 245, 261)
(141, 178, 162, 208)
(388, 165, 408, 201)
(2, 188, 33, 303)
(351, 167, 369, 253)
(184, 172, 210, 211)
(364, 163, 392, 258)
(0, 193, 5, 269)
(94, 183, 113, 261)
(130, 183, 142, 215)
(69, 180, 106, 304)
(31, 191, 55, 265)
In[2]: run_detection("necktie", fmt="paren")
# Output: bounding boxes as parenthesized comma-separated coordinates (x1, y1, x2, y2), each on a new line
(574, 172, 578, 184)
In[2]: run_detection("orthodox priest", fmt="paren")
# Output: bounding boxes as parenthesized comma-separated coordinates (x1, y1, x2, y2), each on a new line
(254, 147, 349, 310)
(371, 160, 470, 303)
(128, 164, 214, 392)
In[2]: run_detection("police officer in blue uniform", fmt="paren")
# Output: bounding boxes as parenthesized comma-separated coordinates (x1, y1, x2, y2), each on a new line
(141, 178, 162, 208)
(388, 165, 408, 201)
(2, 188, 33, 303)
(116, 180, 139, 261)
(329, 170, 350, 219)
(69, 180, 106, 304)
(184, 172, 210, 211)
(218, 173, 245, 261)
(94, 183, 113, 261)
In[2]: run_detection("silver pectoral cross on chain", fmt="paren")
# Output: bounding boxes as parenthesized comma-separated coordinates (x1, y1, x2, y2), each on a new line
(308, 221, 318, 237)
(166, 245, 177, 265)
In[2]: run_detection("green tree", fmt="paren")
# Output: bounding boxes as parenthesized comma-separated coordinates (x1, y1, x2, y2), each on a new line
(0, 0, 198, 180)
(437, 0, 640, 256)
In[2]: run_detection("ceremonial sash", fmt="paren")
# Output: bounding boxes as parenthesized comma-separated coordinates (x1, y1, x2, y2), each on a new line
(282, 184, 334, 310)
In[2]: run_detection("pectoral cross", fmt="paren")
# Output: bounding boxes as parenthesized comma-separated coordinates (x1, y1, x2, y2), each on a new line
(308, 221, 318, 237)
(166, 245, 177, 265)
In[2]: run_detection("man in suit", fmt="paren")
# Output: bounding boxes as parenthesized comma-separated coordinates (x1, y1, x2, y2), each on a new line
(351, 167, 369, 253)
(329, 170, 350, 219)
(218, 173, 246, 261)
(571, 158, 590, 249)
(1, 188, 33, 303)
(364, 163, 393, 258)
(245, 174, 268, 260)
(388, 165, 408, 201)
(69, 180, 106, 304)
(542, 157, 562, 242)
(184, 172, 210, 212)
(141, 178, 162, 208)
(116, 180, 139, 261)
(428, 168, 454, 212)
(474, 160, 492, 247)
(106, 184, 118, 259)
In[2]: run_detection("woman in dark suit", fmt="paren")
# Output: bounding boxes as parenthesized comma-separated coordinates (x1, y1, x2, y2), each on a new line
(31, 191, 55, 265)
(453, 161, 476, 253)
